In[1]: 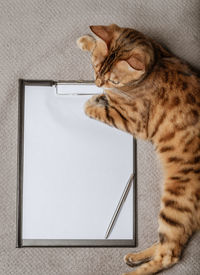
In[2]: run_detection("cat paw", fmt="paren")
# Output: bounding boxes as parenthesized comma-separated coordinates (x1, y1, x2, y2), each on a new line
(84, 94, 108, 109)
(84, 95, 98, 117)
(84, 94, 108, 119)
(95, 94, 108, 106)
(84, 95, 99, 109)
(124, 253, 144, 267)
(124, 254, 136, 267)
(76, 35, 96, 52)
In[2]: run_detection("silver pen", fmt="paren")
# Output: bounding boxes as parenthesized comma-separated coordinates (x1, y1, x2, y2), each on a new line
(105, 173, 134, 239)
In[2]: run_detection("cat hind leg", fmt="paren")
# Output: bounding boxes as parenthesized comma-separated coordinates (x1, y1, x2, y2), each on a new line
(124, 243, 158, 267)
(123, 242, 181, 275)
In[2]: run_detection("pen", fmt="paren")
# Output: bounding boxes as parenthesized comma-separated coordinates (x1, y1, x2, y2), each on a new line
(105, 173, 134, 239)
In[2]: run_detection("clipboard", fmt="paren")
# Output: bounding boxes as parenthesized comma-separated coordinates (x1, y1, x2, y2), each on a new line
(17, 79, 137, 247)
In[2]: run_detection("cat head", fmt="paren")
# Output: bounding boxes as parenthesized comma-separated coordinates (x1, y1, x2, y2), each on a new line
(88, 24, 155, 88)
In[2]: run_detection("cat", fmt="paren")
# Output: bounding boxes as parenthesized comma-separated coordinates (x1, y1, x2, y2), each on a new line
(77, 24, 200, 275)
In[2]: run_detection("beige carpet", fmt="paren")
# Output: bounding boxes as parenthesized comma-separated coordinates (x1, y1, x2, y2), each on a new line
(0, 0, 199, 274)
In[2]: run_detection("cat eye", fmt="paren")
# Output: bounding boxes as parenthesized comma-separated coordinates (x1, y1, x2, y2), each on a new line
(109, 79, 120, 85)
(109, 52, 116, 61)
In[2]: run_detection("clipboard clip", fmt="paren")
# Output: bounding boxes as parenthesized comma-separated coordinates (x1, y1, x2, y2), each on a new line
(55, 82, 103, 96)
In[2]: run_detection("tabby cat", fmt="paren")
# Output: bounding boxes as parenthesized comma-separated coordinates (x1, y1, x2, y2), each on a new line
(77, 24, 200, 275)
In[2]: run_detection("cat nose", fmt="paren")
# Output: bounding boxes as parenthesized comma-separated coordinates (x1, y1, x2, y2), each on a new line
(95, 78, 104, 87)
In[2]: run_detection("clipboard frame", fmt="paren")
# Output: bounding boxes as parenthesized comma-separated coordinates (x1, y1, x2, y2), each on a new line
(16, 79, 137, 248)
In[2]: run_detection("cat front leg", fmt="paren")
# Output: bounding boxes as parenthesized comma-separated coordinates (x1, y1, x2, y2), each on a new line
(85, 95, 151, 138)
(84, 94, 133, 134)
(76, 34, 96, 52)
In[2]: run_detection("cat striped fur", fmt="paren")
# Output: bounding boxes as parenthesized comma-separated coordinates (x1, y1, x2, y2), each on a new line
(77, 24, 200, 275)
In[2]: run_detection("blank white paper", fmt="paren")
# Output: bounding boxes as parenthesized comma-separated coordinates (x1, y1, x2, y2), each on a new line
(22, 84, 134, 240)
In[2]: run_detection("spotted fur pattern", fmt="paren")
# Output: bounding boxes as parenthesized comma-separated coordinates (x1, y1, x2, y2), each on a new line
(77, 24, 200, 275)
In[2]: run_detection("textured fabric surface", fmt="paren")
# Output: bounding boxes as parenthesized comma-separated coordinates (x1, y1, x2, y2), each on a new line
(0, 0, 199, 274)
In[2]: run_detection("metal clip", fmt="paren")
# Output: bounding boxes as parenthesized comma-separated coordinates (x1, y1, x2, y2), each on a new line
(55, 81, 103, 96)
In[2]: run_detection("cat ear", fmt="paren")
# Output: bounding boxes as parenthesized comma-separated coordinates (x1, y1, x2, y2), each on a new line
(89, 24, 119, 47)
(126, 52, 145, 71)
